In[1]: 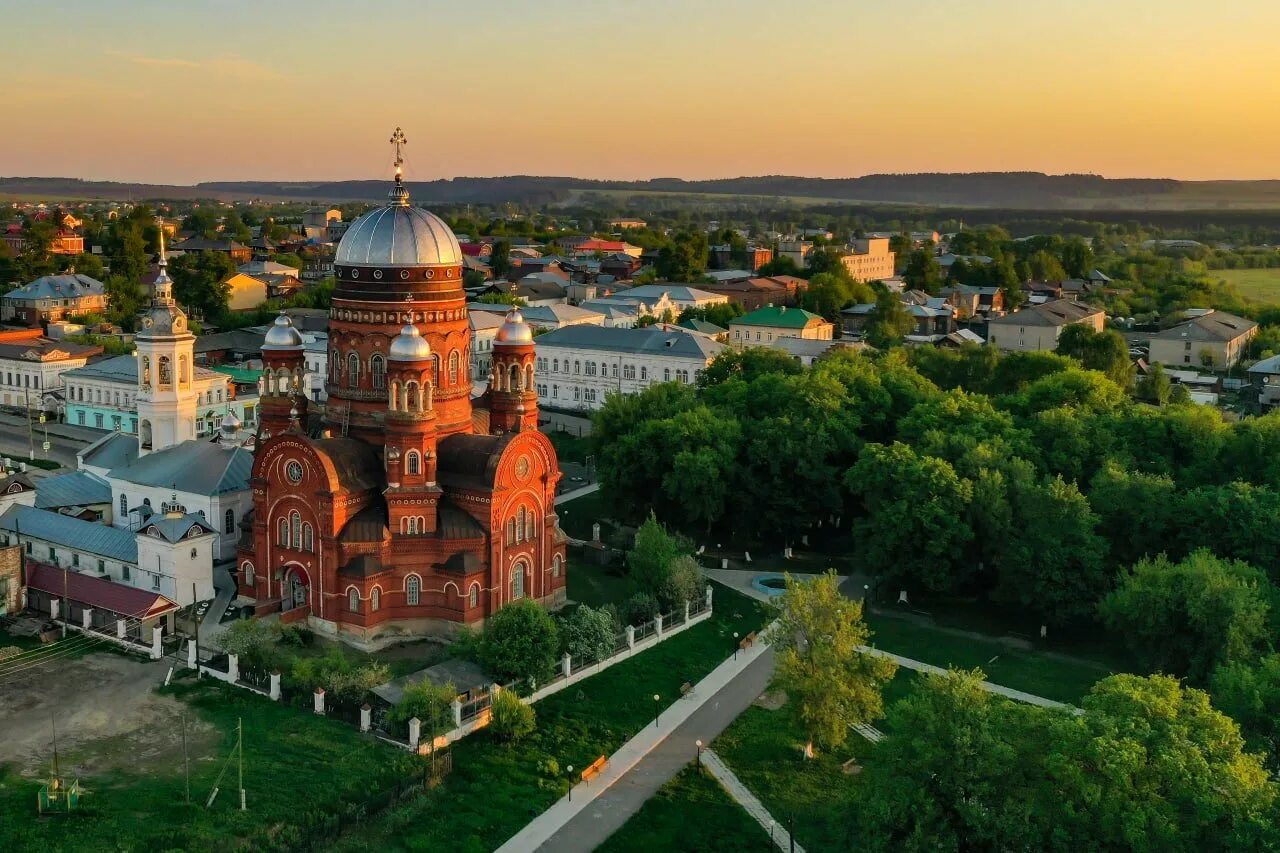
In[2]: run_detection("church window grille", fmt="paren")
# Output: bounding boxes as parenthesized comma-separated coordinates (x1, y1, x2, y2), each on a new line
(120, 494, 128, 516)
(406, 575, 420, 605)
(302, 523, 314, 552)
(448, 350, 459, 384)
(406, 451, 421, 476)
(277, 517, 289, 546)
(469, 584, 478, 608)
(348, 588, 360, 612)
(511, 564, 525, 600)
(347, 353, 360, 387)
(158, 356, 172, 386)
(370, 587, 381, 612)
(290, 511, 302, 549)
(371, 355, 386, 389)
(224, 508, 235, 534)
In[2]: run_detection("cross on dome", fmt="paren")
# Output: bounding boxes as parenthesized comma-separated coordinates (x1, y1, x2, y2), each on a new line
(388, 126, 410, 206)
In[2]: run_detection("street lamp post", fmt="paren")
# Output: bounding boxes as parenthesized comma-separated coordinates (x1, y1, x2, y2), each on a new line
(733, 632, 740, 660)
(566, 765, 573, 800)
(695, 738, 703, 767)
(653, 694, 660, 726)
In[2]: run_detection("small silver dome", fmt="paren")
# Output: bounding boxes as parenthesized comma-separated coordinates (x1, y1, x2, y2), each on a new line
(495, 308, 534, 345)
(335, 205, 462, 267)
(220, 410, 241, 432)
(389, 323, 433, 361)
(262, 312, 304, 350)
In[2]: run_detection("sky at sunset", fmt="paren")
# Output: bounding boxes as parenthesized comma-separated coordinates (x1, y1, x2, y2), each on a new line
(3, 0, 1279, 184)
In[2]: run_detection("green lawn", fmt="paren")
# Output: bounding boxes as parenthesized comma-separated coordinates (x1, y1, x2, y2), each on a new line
(714, 700, 864, 852)
(865, 612, 1112, 704)
(286, 634, 449, 680)
(333, 582, 771, 852)
(0, 675, 419, 851)
(1213, 268, 1280, 304)
(545, 430, 592, 464)
(556, 489, 614, 541)
(598, 765, 774, 852)
(566, 546, 631, 608)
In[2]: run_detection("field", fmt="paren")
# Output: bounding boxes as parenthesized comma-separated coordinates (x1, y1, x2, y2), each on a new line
(1211, 267, 1280, 303)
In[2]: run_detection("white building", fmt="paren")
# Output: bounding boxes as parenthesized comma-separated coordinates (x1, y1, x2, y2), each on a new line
(0, 335, 99, 415)
(610, 284, 728, 313)
(533, 325, 724, 411)
(0, 501, 218, 606)
(470, 310, 504, 381)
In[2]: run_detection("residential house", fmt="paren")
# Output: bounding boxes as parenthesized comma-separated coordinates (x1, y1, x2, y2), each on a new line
(1247, 353, 1280, 409)
(986, 299, 1105, 352)
(730, 305, 834, 347)
(484, 275, 568, 307)
(1148, 310, 1258, 368)
(841, 293, 957, 344)
(610, 284, 728, 313)
(941, 284, 1006, 318)
(533, 325, 724, 411)
(1, 274, 107, 326)
(172, 236, 252, 264)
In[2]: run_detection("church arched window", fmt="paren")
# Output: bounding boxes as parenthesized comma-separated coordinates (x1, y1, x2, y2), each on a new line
(525, 509, 535, 541)
(516, 507, 526, 542)
(469, 584, 479, 608)
(511, 562, 526, 600)
(347, 353, 360, 387)
(302, 523, 314, 552)
(448, 350, 460, 384)
(423, 380, 432, 410)
(158, 356, 172, 387)
(331, 350, 341, 381)
(525, 364, 535, 390)
(119, 494, 128, 516)
(371, 355, 386, 389)
(370, 587, 381, 612)
(290, 511, 301, 550)
(406, 575, 420, 606)
(406, 450, 421, 476)
(404, 381, 417, 412)
(509, 363, 521, 391)
(141, 356, 151, 388)
(506, 517, 516, 545)
(277, 516, 289, 546)
(179, 355, 189, 384)
(348, 588, 360, 612)
(224, 508, 235, 534)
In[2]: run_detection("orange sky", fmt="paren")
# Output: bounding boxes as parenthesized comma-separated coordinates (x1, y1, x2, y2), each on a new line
(3, 0, 1279, 183)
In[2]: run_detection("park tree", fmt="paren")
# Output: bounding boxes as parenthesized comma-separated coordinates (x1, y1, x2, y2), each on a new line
(274, 252, 303, 270)
(768, 571, 898, 756)
(1061, 236, 1095, 278)
(1087, 464, 1180, 569)
(1211, 654, 1280, 770)
(994, 474, 1108, 628)
(755, 254, 800, 277)
(477, 291, 525, 306)
(696, 347, 802, 388)
(1100, 550, 1272, 681)
(626, 513, 688, 595)
(170, 250, 236, 321)
(480, 599, 559, 684)
(1056, 674, 1276, 850)
(71, 252, 105, 280)
(216, 618, 287, 675)
(182, 208, 220, 238)
(845, 442, 974, 593)
(1176, 483, 1280, 576)
(658, 555, 704, 611)
(389, 679, 456, 771)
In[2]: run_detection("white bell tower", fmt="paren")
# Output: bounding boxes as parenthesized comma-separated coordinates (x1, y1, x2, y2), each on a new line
(134, 230, 198, 455)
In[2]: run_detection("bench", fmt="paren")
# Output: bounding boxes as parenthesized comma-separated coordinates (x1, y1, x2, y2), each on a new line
(580, 755, 608, 782)
(679, 681, 693, 697)
(739, 631, 757, 650)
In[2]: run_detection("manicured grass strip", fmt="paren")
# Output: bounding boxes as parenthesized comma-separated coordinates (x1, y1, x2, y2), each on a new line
(0, 675, 417, 851)
(865, 612, 1111, 704)
(713, 701, 864, 853)
(597, 764, 775, 852)
(335, 582, 771, 852)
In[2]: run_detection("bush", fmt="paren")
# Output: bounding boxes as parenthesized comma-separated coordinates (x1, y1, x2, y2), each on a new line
(560, 604, 618, 664)
(289, 648, 390, 704)
(490, 689, 536, 742)
(450, 626, 482, 662)
(216, 617, 287, 673)
(389, 679, 456, 731)
(480, 599, 559, 684)
(279, 625, 315, 647)
(624, 592, 660, 626)
(658, 555, 704, 610)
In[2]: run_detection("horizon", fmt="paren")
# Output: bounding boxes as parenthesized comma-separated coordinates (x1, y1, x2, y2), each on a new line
(3, 0, 1279, 184)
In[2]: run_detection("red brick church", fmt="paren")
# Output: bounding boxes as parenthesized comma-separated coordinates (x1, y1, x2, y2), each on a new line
(236, 141, 566, 643)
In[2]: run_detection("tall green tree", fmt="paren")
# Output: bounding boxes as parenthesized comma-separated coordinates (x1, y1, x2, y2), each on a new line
(865, 291, 915, 348)
(768, 571, 898, 756)
(1100, 550, 1272, 681)
(902, 249, 942, 293)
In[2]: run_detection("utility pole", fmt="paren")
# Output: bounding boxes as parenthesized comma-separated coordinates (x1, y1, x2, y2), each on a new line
(62, 562, 68, 638)
(24, 387, 33, 461)
(192, 581, 199, 671)
(238, 717, 246, 811)
(182, 713, 190, 805)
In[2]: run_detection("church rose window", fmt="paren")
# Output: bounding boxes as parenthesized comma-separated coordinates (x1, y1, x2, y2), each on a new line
(286, 461, 304, 484)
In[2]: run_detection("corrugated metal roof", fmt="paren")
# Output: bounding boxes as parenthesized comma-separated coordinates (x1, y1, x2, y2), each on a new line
(34, 471, 112, 509)
(25, 561, 176, 619)
(533, 325, 724, 360)
(0, 504, 137, 563)
(109, 439, 252, 495)
(1, 274, 104, 302)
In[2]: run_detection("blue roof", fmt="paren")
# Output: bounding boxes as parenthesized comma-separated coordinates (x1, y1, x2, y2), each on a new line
(2, 274, 104, 302)
(79, 432, 140, 471)
(0, 504, 137, 563)
(63, 354, 139, 383)
(108, 439, 252, 496)
(34, 471, 112, 509)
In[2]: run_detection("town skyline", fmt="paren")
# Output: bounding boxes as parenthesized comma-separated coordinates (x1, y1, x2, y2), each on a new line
(4, 0, 1280, 184)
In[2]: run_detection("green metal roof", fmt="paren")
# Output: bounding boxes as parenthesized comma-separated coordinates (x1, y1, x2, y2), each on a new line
(211, 366, 263, 384)
(732, 305, 826, 329)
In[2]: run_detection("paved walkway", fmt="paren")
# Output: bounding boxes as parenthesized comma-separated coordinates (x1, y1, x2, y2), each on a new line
(554, 481, 600, 506)
(701, 748, 805, 853)
(497, 637, 776, 853)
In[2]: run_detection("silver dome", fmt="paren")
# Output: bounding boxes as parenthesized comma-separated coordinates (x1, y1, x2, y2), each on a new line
(495, 308, 534, 345)
(262, 312, 304, 350)
(335, 205, 462, 267)
(389, 323, 433, 361)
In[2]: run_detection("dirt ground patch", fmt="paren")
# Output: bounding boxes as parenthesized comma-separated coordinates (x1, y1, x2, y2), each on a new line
(753, 689, 788, 710)
(0, 652, 218, 778)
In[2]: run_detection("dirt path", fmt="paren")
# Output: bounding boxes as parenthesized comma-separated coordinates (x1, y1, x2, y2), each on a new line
(0, 652, 217, 777)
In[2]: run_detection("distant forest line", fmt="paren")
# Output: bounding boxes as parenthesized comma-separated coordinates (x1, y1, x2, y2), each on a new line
(6, 172, 1280, 212)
